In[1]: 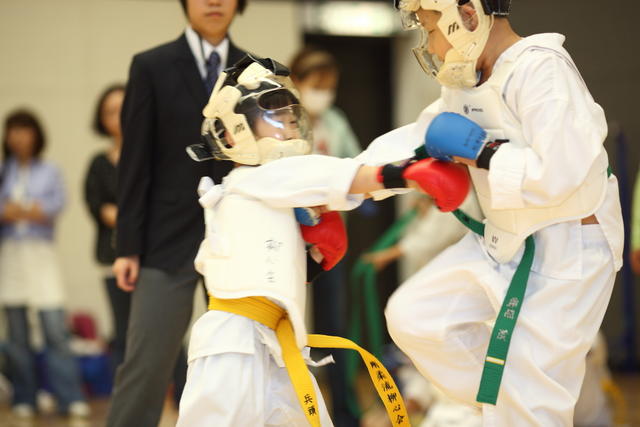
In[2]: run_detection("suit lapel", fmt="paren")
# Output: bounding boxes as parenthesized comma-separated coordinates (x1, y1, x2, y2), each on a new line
(173, 35, 247, 105)
(173, 35, 208, 106)
(227, 39, 247, 69)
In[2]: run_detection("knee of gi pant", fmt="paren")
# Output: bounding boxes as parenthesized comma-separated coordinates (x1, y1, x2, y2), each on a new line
(385, 287, 443, 347)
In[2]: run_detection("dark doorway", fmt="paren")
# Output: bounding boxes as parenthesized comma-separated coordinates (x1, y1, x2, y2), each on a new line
(304, 33, 399, 342)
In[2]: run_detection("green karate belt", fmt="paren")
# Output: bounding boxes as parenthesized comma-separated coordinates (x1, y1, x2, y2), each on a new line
(456, 166, 613, 404)
(452, 209, 535, 405)
(347, 206, 535, 407)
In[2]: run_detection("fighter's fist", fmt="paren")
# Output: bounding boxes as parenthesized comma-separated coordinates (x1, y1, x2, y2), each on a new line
(425, 112, 487, 161)
(300, 211, 347, 271)
(404, 159, 469, 211)
(377, 159, 469, 212)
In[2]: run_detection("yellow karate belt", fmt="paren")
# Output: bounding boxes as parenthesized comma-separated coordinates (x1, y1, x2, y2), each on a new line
(209, 296, 410, 427)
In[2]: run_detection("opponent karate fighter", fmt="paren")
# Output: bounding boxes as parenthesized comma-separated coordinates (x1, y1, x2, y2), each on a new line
(176, 55, 470, 427)
(377, 0, 624, 425)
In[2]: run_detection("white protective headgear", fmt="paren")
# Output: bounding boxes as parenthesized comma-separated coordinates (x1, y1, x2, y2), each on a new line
(187, 55, 312, 165)
(397, 0, 510, 88)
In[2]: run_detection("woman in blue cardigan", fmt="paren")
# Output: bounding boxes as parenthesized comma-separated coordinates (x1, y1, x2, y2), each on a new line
(0, 110, 88, 419)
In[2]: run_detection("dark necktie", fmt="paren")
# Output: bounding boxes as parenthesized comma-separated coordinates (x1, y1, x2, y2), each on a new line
(204, 51, 221, 96)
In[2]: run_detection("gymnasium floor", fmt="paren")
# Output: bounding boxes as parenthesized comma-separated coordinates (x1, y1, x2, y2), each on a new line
(0, 372, 638, 426)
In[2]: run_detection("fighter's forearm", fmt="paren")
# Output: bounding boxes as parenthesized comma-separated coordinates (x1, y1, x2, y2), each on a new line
(348, 165, 385, 194)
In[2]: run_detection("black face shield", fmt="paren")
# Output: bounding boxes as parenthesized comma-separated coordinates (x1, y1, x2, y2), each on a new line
(479, 0, 511, 16)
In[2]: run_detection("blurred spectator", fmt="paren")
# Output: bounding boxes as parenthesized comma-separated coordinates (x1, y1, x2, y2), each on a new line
(0, 110, 89, 419)
(84, 84, 187, 403)
(290, 47, 360, 159)
(364, 193, 481, 276)
(83, 84, 126, 378)
(290, 47, 361, 426)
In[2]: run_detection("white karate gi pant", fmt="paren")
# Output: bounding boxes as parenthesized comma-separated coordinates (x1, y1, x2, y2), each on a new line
(398, 362, 482, 427)
(386, 224, 615, 426)
(573, 332, 612, 427)
(177, 311, 333, 427)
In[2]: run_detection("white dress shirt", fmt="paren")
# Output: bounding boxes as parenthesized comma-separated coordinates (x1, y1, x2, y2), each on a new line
(184, 26, 230, 79)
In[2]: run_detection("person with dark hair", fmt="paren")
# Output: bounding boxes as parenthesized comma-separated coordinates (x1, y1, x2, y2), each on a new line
(85, 84, 188, 402)
(0, 110, 89, 419)
(91, 84, 126, 138)
(179, 0, 247, 14)
(106, 0, 248, 425)
(290, 48, 360, 159)
(83, 84, 128, 377)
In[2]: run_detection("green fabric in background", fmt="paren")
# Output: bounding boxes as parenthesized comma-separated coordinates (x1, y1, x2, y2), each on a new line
(345, 208, 418, 417)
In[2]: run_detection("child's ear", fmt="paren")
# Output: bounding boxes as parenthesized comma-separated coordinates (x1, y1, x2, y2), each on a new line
(459, 3, 479, 31)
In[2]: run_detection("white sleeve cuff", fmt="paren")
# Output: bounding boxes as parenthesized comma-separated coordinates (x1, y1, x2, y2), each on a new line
(369, 188, 412, 201)
(325, 158, 366, 211)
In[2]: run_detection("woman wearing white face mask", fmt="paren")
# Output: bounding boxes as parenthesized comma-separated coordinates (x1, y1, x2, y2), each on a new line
(290, 48, 361, 159)
(289, 47, 361, 427)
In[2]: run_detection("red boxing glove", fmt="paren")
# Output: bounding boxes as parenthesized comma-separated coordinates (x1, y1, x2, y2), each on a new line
(404, 159, 469, 212)
(300, 211, 347, 271)
(378, 159, 470, 212)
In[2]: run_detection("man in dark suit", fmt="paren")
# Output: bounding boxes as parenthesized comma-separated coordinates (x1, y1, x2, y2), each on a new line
(107, 1, 248, 425)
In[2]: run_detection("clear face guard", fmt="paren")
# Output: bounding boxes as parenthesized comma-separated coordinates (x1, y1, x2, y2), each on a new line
(190, 57, 315, 165)
(399, 8, 421, 30)
(192, 87, 312, 163)
(398, 1, 489, 88)
(247, 89, 312, 143)
(412, 27, 444, 79)
(400, 9, 444, 79)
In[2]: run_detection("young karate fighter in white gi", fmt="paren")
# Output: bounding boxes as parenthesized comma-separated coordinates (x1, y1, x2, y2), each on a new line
(176, 55, 470, 427)
(375, 1, 624, 425)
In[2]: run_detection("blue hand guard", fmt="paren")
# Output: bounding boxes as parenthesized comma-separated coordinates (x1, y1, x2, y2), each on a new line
(294, 207, 321, 226)
(425, 112, 488, 161)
